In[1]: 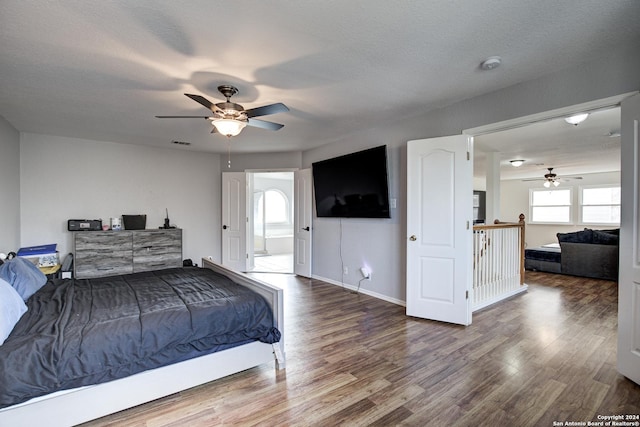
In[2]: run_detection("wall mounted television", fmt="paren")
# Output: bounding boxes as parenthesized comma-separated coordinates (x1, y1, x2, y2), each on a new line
(312, 145, 391, 218)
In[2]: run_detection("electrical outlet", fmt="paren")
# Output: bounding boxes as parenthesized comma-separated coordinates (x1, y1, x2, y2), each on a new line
(360, 267, 371, 280)
(343, 266, 348, 275)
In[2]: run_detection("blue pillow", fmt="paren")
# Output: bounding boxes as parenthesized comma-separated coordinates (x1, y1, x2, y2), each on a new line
(0, 277, 28, 345)
(0, 257, 47, 301)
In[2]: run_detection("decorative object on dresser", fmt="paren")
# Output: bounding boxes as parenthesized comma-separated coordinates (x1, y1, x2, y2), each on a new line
(122, 214, 147, 230)
(67, 219, 102, 231)
(73, 229, 182, 279)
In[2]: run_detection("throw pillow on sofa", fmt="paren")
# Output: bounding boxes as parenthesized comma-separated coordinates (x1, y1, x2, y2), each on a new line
(557, 229, 593, 244)
(592, 230, 619, 245)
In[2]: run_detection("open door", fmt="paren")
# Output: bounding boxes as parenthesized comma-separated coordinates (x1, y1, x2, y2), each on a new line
(221, 172, 248, 271)
(294, 169, 313, 277)
(406, 135, 473, 325)
(618, 92, 640, 385)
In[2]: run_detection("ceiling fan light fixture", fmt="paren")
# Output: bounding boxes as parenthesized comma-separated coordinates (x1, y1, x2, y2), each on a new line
(510, 159, 525, 167)
(564, 113, 589, 126)
(211, 118, 246, 137)
(553, 180, 560, 187)
(544, 180, 551, 188)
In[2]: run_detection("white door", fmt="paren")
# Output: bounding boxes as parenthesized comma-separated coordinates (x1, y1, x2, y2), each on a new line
(618, 92, 640, 385)
(221, 172, 248, 271)
(294, 169, 313, 277)
(406, 135, 473, 325)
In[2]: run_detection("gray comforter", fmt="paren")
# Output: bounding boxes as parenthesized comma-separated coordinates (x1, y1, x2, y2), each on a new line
(0, 267, 280, 408)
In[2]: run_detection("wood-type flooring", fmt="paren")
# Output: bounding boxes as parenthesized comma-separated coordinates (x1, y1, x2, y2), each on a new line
(81, 271, 639, 426)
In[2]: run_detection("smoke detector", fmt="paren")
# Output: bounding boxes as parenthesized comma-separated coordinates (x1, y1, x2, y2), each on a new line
(480, 56, 502, 71)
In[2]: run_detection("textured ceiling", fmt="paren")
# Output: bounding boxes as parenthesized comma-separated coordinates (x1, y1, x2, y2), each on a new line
(1, 1, 638, 178)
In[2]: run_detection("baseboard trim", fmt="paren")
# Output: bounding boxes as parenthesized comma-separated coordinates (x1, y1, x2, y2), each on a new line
(311, 274, 406, 307)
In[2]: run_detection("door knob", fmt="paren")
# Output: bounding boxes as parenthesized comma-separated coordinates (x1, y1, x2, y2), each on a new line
(302, 226, 310, 231)
(409, 235, 417, 241)
(222, 225, 228, 230)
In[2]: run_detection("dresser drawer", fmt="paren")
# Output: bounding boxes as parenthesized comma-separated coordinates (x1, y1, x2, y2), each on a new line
(133, 229, 181, 250)
(75, 232, 133, 278)
(133, 254, 182, 273)
(75, 256, 133, 278)
(132, 229, 182, 272)
(75, 231, 132, 250)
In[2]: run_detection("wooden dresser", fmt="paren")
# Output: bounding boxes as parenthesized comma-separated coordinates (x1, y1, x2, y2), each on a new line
(74, 229, 182, 279)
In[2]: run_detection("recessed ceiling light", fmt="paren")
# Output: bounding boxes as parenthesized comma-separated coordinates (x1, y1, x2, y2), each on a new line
(480, 56, 502, 71)
(564, 113, 589, 126)
(509, 159, 525, 167)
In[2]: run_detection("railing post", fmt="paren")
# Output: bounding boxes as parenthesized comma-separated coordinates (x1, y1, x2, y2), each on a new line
(519, 213, 525, 285)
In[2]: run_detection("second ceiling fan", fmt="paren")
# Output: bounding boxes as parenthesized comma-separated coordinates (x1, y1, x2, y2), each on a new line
(522, 168, 583, 187)
(156, 85, 289, 137)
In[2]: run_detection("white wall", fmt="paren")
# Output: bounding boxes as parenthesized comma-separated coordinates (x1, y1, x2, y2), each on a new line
(223, 151, 302, 172)
(19, 133, 221, 264)
(0, 116, 20, 253)
(302, 41, 639, 304)
(501, 171, 621, 249)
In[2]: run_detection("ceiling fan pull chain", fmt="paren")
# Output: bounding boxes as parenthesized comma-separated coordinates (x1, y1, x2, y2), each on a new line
(227, 138, 232, 168)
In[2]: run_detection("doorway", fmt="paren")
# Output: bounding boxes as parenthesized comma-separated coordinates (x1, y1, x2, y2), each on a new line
(250, 172, 294, 273)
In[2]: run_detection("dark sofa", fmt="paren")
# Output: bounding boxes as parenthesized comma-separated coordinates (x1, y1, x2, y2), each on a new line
(556, 228, 619, 281)
(525, 228, 619, 281)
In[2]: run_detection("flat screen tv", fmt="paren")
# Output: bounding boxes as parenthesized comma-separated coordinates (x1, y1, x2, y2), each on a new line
(312, 145, 391, 218)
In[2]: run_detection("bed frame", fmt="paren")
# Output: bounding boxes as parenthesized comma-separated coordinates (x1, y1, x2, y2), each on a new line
(0, 258, 285, 427)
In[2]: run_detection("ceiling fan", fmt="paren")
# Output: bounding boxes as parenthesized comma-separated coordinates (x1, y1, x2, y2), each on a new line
(522, 168, 583, 187)
(156, 85, 289, 137)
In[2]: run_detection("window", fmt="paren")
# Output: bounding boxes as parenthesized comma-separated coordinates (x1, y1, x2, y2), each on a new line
(529, 188, 572, 224)
(580, 185, 620, 225)
(256, 189, 290, 224)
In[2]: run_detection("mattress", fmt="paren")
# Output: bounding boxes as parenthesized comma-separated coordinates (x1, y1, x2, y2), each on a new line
(0, 267, 280, 408)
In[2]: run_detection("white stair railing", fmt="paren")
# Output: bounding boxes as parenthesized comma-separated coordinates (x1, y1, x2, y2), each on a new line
(472, 214, 527, 311)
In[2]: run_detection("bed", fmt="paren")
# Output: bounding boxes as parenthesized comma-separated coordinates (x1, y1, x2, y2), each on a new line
(0, 257, 284, 427)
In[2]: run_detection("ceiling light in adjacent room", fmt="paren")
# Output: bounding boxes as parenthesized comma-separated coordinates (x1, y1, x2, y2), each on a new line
(211, 118, 247, 137)
(564, 113, 589, 126)
(510, 159, 525, 167)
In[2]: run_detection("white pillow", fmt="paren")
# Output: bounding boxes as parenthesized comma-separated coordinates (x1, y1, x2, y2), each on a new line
(0, 277, 28, 345)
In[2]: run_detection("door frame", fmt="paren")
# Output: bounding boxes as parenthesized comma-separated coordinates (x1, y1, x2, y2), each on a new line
(237, 168, 309, 275)
(463, 91, 638, 383)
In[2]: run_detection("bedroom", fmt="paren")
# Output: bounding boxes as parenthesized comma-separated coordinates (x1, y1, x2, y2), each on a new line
(1, 1, 640, 425)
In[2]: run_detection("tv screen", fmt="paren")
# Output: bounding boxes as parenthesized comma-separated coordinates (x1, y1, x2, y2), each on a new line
(312, 145, 391, 218)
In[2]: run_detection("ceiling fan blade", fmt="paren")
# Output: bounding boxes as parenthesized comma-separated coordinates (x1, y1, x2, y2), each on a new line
(245, 102, 289, 118)
(155, 115, 211, 119)
(558, 176, 583, 181)
(184, 93, 217, 111)
(247, 118, 285, 131)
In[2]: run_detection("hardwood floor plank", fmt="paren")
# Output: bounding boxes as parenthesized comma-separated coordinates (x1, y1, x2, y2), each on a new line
(80, 271, 640, 426)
